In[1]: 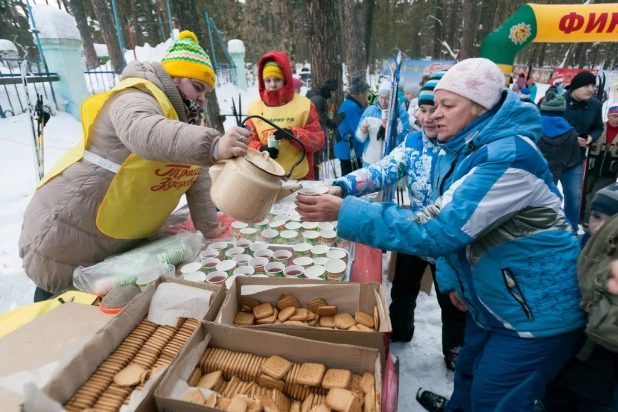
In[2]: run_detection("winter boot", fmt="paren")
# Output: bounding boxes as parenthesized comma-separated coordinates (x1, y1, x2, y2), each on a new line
(416, 389, 447, 412)
(445, 345, 461, 371)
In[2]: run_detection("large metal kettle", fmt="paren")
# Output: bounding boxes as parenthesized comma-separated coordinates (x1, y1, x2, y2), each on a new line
(209, 115, 304, 223)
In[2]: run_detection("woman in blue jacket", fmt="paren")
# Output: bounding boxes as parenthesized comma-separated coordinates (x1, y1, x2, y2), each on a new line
(296, 58, 586, 412)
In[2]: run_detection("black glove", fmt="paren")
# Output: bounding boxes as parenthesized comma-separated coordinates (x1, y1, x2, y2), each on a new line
(273, 128, 294, 141)
(376, 126, 386, 141)
(260, 145, 279, 159)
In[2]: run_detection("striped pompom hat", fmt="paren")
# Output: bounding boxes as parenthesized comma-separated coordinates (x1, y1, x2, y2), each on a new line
(161, 30, 216, 88)
(418, 71, 446, 106)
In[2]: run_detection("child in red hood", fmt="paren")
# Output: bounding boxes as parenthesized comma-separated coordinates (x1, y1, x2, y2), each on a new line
(246, 52, 324, 180)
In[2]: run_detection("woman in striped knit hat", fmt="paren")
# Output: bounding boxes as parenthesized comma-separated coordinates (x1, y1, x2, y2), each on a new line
(19, 31, 250, 300)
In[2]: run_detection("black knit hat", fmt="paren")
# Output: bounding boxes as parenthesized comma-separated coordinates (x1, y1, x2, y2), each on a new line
(321, 78, 338, 93)
(568, 71, 596, 92)
(591, 183, 618, 217)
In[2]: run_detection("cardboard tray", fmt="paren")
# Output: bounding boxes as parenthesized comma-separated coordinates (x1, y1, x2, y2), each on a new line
(155, 322, 383, 411)
(216, 276, 392, 368)
(23, 276, 225, 412)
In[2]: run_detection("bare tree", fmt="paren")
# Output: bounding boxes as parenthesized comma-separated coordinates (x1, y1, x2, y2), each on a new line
(459, 0, 478, 59)
(91, 0, 125, 72)
(342, 0, 368, 81)
(68, 0, 98, 69)
(140, 0, 161, 45)
(307, 0, 343, 105)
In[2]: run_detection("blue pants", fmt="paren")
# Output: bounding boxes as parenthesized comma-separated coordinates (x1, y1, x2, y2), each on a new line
(445, 315, 583, 412)
(560, 164, 584, 232)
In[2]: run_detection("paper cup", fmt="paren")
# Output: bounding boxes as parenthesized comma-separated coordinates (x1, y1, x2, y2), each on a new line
(250, 242, 268, 254)
(273, 250, 293, 265)
(216, 260, 237, 276)
(208, 242, 228, 254)
(225, 247, 245, 259)
(301, 222, 319, 231)
(239, 227, 258, 241)
(183, 271, 206, 283)
(201, 258, 221, 274)
(320, 230, 337, 246)
(336, 238, 351, 249)
(298, 187, 322, 196)
(231, 221, 248, 238)
(199, 249, 219, 262)
(264, 262, 285, 277)
(180, 262, 202, 275)
(310, 245, 330, 258)
(269, 220, 287, 231)
(313, 257, 330, 266)
(254, 249, 274, 260)
(285, 221, 302, 231)
(327, 249, 347, 263)
(302, 230, 320, 246)
(261, 229, 279, 243)
(292, 256, 314, 269)
(206, 271, 227, 285)
(233, 266, 255, 277)
(304, 265, 326, 280)
(293, 243, 312, 257)
(288, 213, 303, 222)
(268, 209, 287, 222)
(225, 274, 246, 290)
(325, 259, 347, 281)
(249, 257, 269, 274)
(317, 222, 335, 232)
(233, 254, 253, 267)
(234, 240, 252, 251)
(136, 273, 158, 290)
(279, 230, 299, 245)
(283, 265, 305, 279)
(252, 274, 269, 278)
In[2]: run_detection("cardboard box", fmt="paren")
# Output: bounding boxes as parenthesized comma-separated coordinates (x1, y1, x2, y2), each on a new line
(23, 276, 225, 412)
(216, 276, 392, 368)
(155, 322, 383, 411)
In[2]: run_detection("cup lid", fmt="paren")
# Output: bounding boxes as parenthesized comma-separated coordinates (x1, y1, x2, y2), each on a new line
(244, 148, 285, 176)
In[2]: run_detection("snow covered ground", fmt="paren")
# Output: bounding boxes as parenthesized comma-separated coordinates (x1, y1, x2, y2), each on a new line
(0, 82, 559, 410)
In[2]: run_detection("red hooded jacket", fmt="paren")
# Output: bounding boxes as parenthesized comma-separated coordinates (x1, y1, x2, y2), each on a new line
(247, 52, 324, 180)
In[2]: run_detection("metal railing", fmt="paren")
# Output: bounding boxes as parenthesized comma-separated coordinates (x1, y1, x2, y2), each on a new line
(0, 58, 59, 118)
(84, 63, 120, 95)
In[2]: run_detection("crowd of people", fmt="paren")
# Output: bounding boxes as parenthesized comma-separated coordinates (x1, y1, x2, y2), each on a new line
(17, 28, 618, 412)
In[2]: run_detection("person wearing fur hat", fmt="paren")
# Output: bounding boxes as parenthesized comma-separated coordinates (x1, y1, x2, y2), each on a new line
(334, 77, 370, 176)
(295, 58, 586, 411)
(246, 53, 324, 180)
(559, 71, 605, 231)
(354, 82, 410, 166)
(19, 30, 251, 301)
(581, 105, 618, 226)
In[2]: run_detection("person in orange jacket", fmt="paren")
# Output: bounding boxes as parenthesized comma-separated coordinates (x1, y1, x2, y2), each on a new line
(246, 52, 324, 180)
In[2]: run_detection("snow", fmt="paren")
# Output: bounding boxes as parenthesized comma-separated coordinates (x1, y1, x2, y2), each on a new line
(31, 5, 81, 41)
(0, 82, 559, 410)
(227, 39, 245, 54)
(0, 39, 17, 53)
(93, 43, 109, 58)
(124, 39, 173, 64)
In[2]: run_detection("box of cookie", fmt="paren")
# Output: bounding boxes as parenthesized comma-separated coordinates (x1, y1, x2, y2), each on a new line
(23, 276, 226, 412)
(155, 322, 384, 412)
(216, 276, 392, 369)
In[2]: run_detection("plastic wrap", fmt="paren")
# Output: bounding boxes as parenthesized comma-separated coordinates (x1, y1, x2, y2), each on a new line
(129, 231, 203, 265)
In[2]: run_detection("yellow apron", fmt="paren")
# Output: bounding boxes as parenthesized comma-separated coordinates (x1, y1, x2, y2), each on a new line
(37, 78, 200, 240)
(247, 94, 311, 179)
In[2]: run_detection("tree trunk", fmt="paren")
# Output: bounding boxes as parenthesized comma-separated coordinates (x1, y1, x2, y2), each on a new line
(91, 0, 125, 72)
(68, 0, 98, 69)
(171, 0, 200, 33)
(140, 0, 161, 45)
(307, 0, 343, 106)
(459, 0, 478, 60)
(128, 0, 142, 46)
(342, 0, 367, 81)
(432, 0, 444, 59)
(363, 0, 375, 65)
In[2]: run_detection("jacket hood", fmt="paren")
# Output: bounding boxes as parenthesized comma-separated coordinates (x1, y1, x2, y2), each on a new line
(541, 116, 573, 138)
(257, 52, 294, 106)
(120, 60, 188, 122)
(443, 89, 542, 154)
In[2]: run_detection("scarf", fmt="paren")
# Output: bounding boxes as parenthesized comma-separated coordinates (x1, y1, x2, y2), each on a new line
(176, 86, 204, 125)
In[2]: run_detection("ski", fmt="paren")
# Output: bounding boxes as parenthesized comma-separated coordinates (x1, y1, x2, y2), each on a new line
(380, 51, 403, 202)
(21, 60, 44, 182)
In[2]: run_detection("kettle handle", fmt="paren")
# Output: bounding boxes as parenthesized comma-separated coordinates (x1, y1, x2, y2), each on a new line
(241, 115, 306, 179)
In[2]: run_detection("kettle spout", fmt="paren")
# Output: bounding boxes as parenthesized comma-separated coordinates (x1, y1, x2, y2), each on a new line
(276, 183, 303, 203)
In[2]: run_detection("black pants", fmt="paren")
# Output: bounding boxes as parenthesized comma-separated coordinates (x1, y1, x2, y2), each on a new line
(538, 340, 618, 411)
(389, 253, 467, 362)
(34, 286, 54, 303)
(340, 158, 362, 177)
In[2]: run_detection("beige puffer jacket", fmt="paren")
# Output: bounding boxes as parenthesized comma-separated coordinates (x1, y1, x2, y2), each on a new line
(19, 61, 222, 294)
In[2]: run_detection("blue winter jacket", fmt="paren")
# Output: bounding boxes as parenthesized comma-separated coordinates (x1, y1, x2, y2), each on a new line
(338, 90, 586, 338)
(333, 130, 440, 212)
(335, 96, 366, 160)
(355, 102, 410, 164)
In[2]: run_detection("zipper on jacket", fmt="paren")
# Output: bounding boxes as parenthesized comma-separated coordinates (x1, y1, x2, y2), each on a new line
(501, 268, 534, 320)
